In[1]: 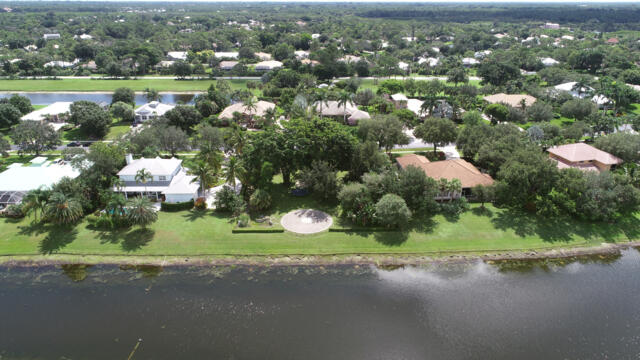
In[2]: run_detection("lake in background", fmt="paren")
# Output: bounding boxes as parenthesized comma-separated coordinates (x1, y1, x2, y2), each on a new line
(1, 249, 639, 359)
(0, 92, 197, 106)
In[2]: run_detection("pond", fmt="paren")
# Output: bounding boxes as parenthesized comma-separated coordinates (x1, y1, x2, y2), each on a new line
(1, 249, 639, 359)
(0, 92, 197, 105)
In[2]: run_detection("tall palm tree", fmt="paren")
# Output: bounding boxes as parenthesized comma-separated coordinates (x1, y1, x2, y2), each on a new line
(135, 168, 153, 199)
(126, 196, 158, 229)
(314, 89, 330, 119)
(198, 149, 223, 174)
(447, 179, 462, 202)
(22, 187, 51, 222)
(229, 126, 247, 155)
(337, 90, 354, 124)
(224, 156, 240, 189)
(420, 96, 438, 118)
(244, 96, 258, 118)
(45, 192, 83, 225)
(189, 161, 216, 197)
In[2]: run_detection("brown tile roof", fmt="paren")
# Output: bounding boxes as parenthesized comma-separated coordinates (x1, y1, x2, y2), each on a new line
(547, 143, 622, 165)
(483, 93, 537, 108)
(396, 154, 430, 169)
(397, 155, 494, 188)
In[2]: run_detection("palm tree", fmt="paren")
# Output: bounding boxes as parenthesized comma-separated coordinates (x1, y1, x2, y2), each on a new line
(198, 149, 223, 174)
(189, 161, 216, 197)
(447, 179, 462, 202)
(106, 193, 127, 218)
(314, 89, 330, 119)
(229, 126, 247, 155)
(22, 187, 51, 222)
(135, 168, 153, 199)
(126, 196, 158, 229)
(337, 90, 354, 124)
(437, 178, 449, 199)
(45, 192, 83, 225)
(244, 96, 258, 119)
(224, 156, 240, 189)
(262, 107, 277, 127)
(420, 96, 439, 118)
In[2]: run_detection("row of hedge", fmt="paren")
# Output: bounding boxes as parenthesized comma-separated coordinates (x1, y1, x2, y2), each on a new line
(160, 200, 194, 212)
(231, 228, 285, 233)
(329, 227, 398, 232)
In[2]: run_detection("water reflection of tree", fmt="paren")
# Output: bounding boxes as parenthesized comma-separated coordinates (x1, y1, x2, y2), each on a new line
(488, 252, 623, 273)
(61, 264, 92, 282)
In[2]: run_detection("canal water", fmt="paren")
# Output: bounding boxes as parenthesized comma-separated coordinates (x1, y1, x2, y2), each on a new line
(1, 250, 639, 359)
(0, 92, 196, 105)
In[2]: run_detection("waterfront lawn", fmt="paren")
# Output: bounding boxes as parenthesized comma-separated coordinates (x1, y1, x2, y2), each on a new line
(0, 199, 637, 258)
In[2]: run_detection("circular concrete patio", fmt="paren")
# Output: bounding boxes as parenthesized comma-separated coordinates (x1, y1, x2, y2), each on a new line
(280, 209, 333, 234)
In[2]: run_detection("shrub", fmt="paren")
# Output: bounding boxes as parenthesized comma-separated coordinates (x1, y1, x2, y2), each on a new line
(214, 185, 245, 215)
(4, 204, 24, 218)
(237, 213, 250, 228)
(249, 189, 272, 211)
(375, 194, 412, 228)
(438, 197, 470, 215)
(160, 200, 194, 212)
(194, 197, 207, 210)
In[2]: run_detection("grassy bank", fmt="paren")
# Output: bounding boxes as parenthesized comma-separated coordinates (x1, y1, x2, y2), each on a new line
(0, 202, 636, 260)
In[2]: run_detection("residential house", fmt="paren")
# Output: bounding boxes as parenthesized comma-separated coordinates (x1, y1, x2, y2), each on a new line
(0, 157, 80, 208)
(338, 55, 361, 63)
(218, 100, 276, 125)
(547, 143, 622, 172)
(396, 154, 494, 198)
(167, 51, 187, 61)
(114, 155, 199, 203)
(219, 61, 239, 70)
(294, 50, 310, 59)
(606, 38, 619, 45)
(214, 52, 239, 59)
(541, 57, 559, 66)
(483, 93, 537, 108)
(134, 102, 175, 123)
(542, 22, 560, 29)
(553, 82, 611, 108)
(390, 93, 408, 109)
(474, 50, 492, 59)
(418, 57, 440, 67)
(255, 52, 272, 61)
(74, 34, 93, 40)
(254, 60, 282, 71)
(462, 58, 479, 67)
(21, 101, 72, 130)
(398, 61, 409, 71)
(44, 60, 76, 68)
(315, 100, 359, 119)
(43, 33, 61, 40)
(301, 59, 319, 67)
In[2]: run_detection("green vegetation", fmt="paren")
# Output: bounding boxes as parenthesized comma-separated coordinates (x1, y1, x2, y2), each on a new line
(1, 203, 636, 257)
(0, 79, 258, 93)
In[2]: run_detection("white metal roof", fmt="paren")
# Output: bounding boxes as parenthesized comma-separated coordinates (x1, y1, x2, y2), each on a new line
(134, 101, 175, 117)
(21, 102, 73, 121)
(117, 157, 182, 176)
(0, 162, 80, 192)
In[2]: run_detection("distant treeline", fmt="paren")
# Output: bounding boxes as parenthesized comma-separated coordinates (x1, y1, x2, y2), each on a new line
(358, 6, 640, 26)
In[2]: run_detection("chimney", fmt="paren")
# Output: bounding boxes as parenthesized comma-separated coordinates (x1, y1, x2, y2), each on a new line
(125, 154, 133, 165)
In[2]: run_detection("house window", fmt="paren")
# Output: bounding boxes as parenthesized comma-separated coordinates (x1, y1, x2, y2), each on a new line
(159, 176, 166, 181)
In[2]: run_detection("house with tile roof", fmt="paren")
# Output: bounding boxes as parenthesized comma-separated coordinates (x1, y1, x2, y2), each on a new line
(396, 154, 494, 198)
(547, 143, 622, 172)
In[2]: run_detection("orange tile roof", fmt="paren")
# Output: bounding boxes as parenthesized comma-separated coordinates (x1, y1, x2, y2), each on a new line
(547, 143, 622, 165)
(483, 93, 537, 108)
(397, 155, 494, 188)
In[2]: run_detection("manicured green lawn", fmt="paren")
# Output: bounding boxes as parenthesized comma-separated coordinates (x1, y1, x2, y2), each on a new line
(105, 121, 132, 140)
(0, 79, 255, 92)
(1, 186, 636, 258)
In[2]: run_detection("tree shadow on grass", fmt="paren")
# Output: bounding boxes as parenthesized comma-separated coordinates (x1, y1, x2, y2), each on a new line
(374, 231, 410, 246)
(471, 206, 494, 217)
(490, 208, 640, 244)
(121, 228, 154, 252)
(182, 209, 209, 222)
(38, 226, 78, 254)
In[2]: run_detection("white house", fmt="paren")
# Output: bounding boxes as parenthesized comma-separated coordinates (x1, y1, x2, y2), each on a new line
(553, 82, 611, 108)
(134, 102, 175, 123)
(74, 34, 93, 40)
(114, 155, 200, 203)
(541, 57, 559, 66)
(43, 33, 61, 40)
(167, 51, 187, 61)
(0, 158, 80, 207)
(213, 52, 239, 59)
(418, 57, 440, 67)
(294, 50, 310, 59)
(542, 22, 560, 29)
(21, 101, 72, 130)
(474, 50, 492, 59)
(255, 52, 272, 61)
(254, 60, 283, 71)
(44, 60, 77, 68)
(462, 58, 479, 67)
(219, 61, 239, 70)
